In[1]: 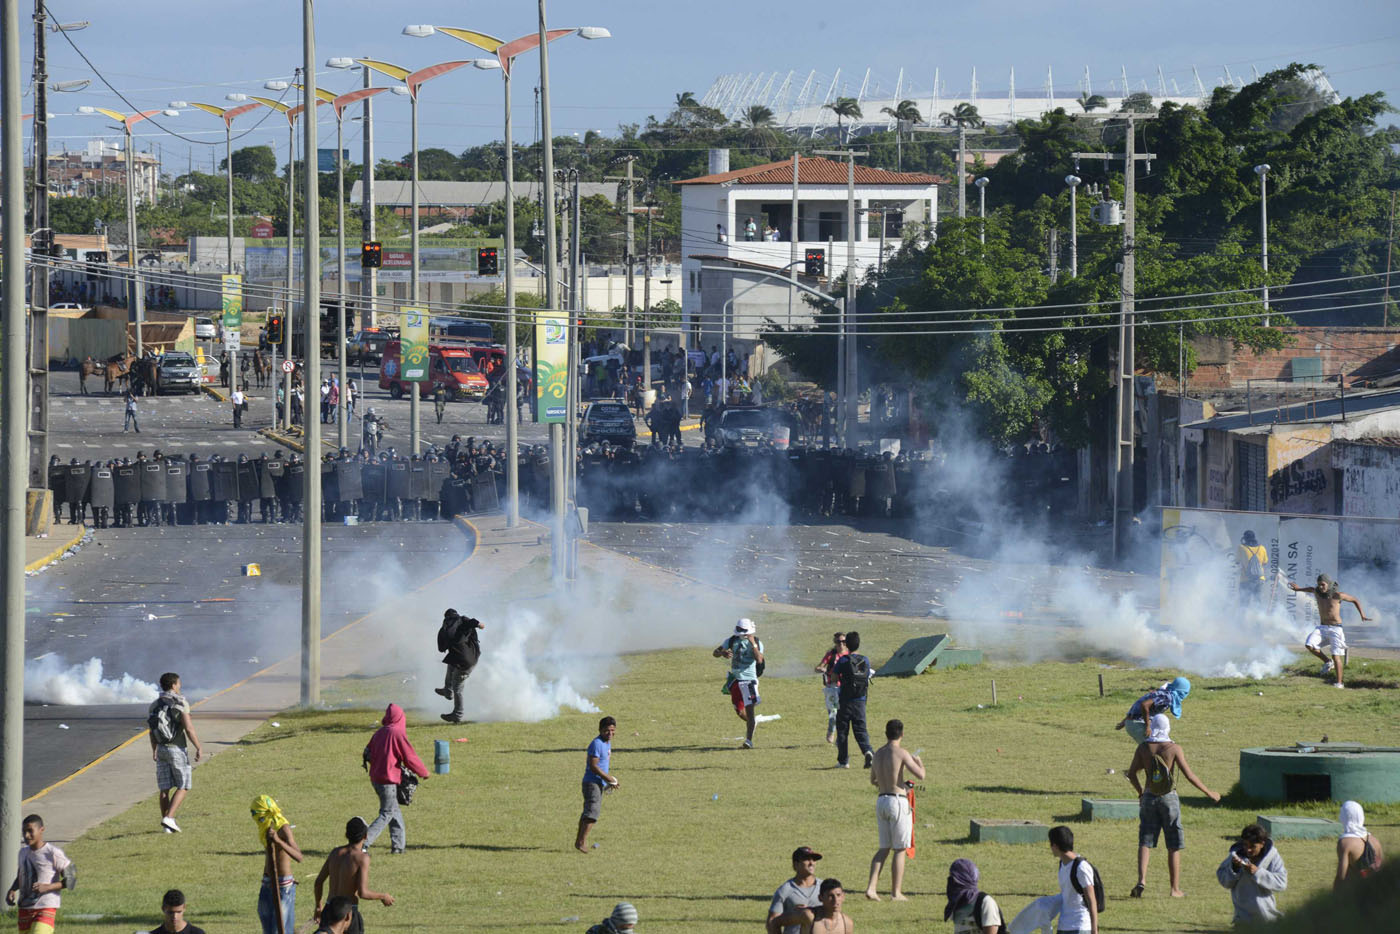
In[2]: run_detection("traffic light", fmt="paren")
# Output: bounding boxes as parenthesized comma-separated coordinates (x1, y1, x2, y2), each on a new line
(477, 246, 499, 276)
(804, 248, 825, 277)
(267, 314, 283, 344)
(86, 251, 107, 281)
(360, 241, 382, 268)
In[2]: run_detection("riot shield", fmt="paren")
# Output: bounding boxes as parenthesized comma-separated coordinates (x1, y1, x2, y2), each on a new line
(286, 463, 305, 504)
(444, 479, 468, 516)
(140, 463, 166, 502)
(65, 465, 91, 505)
(257, 461, 277, 499)
(322, 460, 339, 504)
(335, 460, 363, 501)
(48, 463, 66, 494)
(88, 468, 115, 512)
(114, 466, 140, 505)
(469, 472, 499, 513)
(868, 460, 894, 500)
(386, 462, 409, 500)
(408, 463, 428, 500)
(212, 461, 238, 501)
(188, 463, 213, 501)
(164, 462, 188, 504)
(236, 462, 258, 502)
(361, 463, 386, 503)
(426, 461, 450, 502)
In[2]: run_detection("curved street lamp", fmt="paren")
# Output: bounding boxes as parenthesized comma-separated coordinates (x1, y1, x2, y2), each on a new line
(355, 57, 472, 455)
(414, 22, 611, 526)
(78, 106, 169, 355)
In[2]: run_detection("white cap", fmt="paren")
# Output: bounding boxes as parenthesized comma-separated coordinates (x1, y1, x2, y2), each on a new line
(734, 618, 756, 635)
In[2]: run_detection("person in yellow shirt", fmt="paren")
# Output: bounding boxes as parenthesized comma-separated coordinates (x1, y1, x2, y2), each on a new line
(1236, 531, 1268, 609)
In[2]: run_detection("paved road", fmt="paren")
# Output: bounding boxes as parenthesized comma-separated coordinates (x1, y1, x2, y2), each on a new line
(22, 521, 468, 798)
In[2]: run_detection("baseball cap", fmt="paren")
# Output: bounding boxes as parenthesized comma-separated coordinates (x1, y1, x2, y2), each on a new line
(792, 846, 823, 862)
(734, 618, 756, 635)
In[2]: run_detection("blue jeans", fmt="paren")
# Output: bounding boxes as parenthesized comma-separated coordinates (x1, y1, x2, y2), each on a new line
(836, 696, 871, 766)
(366, 781, 405, 852)
(257, 876, 295, 934)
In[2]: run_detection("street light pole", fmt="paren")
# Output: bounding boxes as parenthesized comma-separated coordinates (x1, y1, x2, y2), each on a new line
(1255, 163, 1271, 327)
(123, 122, 143, 355)
(2, 0, 31, 892)
(300, 0, 322, 706)
(975, 175, 989, 245)
(538, 0, 566, 582)
(409, 87, 421, 454)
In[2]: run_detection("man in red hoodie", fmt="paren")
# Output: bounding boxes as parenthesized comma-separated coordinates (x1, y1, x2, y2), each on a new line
(363, 704, 429, 854)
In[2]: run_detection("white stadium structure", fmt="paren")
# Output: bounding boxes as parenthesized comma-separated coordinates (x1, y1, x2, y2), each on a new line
(699, 65, 1340, 136)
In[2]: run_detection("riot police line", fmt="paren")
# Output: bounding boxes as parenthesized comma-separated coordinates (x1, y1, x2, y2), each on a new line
(45, 438, 513, 529)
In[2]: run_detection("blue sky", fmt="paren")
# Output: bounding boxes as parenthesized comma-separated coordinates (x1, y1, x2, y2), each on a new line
(30, 0, 1400, 173)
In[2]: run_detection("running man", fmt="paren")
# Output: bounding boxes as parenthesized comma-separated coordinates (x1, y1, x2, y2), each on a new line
(814, 633, 847, 745)
(714, 618, 765, 749)
(1291, 574, 1370, 688)
(313, 817, 394, 934)
(865, 719, 925, 901)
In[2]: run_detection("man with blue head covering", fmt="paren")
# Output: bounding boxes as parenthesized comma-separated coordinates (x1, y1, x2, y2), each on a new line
(1114, 677, 1191, 744)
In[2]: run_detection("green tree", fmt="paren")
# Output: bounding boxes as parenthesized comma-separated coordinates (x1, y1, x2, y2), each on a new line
(825, 97, 863, 144)
(462, 286, 544, 347)
(938, 102, 984, 128)
(1078, 93, 1108, 113)
(226, 145, 278, 182)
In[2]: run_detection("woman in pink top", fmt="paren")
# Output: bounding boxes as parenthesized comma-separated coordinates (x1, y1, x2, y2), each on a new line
(363, 704, 429, 854)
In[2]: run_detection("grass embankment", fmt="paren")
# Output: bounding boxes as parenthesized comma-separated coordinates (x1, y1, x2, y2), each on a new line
(58, 612, 1400, 933)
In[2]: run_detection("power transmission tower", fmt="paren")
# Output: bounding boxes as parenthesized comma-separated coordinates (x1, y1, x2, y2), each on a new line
(1074, 112, 1156, 563)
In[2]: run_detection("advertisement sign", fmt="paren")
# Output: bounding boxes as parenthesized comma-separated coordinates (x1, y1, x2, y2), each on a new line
(399, 306, 429, 382)
(1160, 507, 1339, 629)
(220, 274, 242, 330)
(317, 148, 350, 173)
(534, 309, 569, 423)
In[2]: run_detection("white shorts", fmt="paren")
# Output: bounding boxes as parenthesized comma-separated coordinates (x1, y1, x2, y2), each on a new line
(876, 793, 912, 850)
(1306, 625, 1347, 656)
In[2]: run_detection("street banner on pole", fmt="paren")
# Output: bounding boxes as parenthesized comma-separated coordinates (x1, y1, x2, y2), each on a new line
(221, 274, 242, 330)
(399, 306, 429, 381)
(534, 309, 568, 423)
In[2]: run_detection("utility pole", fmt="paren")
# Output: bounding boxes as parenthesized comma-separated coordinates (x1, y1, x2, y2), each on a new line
(27, 0, 49, 488)
(910, 123, 985, 219)
(361, 61, 377, 328)
(788, 153, 799, 329)
(299, 0, 321, 705)
(1384, 189, 1396, 327)
(815, 148, 865, 446)
(1075, 112, 1156, 562)
(642, 192, 656, 385)
(3, 0, 30, 893)
(623, 157, 635, 347)
(566, 169, 581, 530)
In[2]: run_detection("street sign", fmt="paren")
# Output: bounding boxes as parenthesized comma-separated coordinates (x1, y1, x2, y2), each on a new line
(281, 359, 295, 373)
(224, 332, 241, 355)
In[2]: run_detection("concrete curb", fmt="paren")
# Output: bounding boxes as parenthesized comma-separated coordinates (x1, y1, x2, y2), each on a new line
(258, 426, 305, 453)
(24, 525, 88, 573)
(202, 384, 229, 403)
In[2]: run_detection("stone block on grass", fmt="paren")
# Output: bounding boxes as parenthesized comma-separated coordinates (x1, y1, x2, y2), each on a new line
(970, 819, 1047, 844)
(1081, 798, 1140, 821)
(932, 648, 984, 668)
(1256, 815, 1343, 839)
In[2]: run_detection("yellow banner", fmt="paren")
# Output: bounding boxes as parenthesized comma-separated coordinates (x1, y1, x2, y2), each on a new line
(534, 309, 568, 423)
(400, 306, 429, 381)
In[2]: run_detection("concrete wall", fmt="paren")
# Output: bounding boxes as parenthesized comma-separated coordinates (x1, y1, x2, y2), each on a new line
(1268, 426, 1334, 514)
(1334, 441, 1400, 565)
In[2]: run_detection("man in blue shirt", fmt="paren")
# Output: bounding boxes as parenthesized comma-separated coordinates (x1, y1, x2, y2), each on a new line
(575, 716, 618, 853)
(714, 618, 765, 749)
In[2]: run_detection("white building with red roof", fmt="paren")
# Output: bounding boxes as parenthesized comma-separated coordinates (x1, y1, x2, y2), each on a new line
(674, 151, 940, 361)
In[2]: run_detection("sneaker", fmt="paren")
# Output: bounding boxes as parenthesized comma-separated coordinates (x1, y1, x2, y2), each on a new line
(433, 687, 453, 699)
(826, 731, 836, 744)
(863, 751, 874, 769)
(1322, 661, 1334, 676)
(440, 713, 463, 723)
(1334, 682, 1345, 689)
(163, 824, 174, 833)
(161, 816, 181, 833)
(836, 762, 850, 769)
(742, 739, 753, 749)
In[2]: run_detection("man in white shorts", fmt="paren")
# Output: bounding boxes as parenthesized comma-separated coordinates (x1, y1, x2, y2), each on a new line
(865, 718, 925, 901)
(1290, 574, 1370, 689)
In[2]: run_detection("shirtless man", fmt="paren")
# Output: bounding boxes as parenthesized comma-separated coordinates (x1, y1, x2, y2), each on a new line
(314, 818, 394, 934)
(1126, 715, 1221, 898)
(1290, 574, 1370, 688)
(865, 719, 926, 901)
(252, 795, 303, 934)
(804, 879, 853, 934)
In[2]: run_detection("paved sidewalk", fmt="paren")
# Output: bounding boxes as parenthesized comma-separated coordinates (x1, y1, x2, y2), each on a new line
(25, 514, 551, 844)
(25, 525, 87, 574)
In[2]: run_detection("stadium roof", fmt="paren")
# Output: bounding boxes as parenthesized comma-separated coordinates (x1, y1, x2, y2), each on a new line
(349, 180, 617, 206)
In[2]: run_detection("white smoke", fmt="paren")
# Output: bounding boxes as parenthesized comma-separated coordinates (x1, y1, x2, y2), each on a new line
(24, 655, 159, 705)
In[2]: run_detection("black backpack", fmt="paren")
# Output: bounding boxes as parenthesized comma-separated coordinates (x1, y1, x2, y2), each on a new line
(147, 697, 181, 745)
(1069, 857, 1107, 913)
(844, 654, 870, 698)
(971, 892, 1006, 934)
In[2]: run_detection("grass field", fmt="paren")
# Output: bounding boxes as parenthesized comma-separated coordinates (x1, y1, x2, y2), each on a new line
(51, 609, 1400, 933)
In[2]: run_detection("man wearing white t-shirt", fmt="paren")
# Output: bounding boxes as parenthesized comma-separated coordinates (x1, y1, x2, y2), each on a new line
(1049, 826, 1099, 934)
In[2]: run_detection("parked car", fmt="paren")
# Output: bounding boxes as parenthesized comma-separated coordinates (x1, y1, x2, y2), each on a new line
(580, 400, 637, 447)
(716, 405, 794, 448)
(193, 316, 218, 340)
(156, 351, 202, 393)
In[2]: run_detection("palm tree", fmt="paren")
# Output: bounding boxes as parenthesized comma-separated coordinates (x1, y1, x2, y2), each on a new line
(675, 91, 698, 111)
(739, 105, 779, 157)
(824, 97, 863, 144)
(741, 105, 775, 128)
(1078, 92, 1108, 113)
(937, 102, 983, 128)
(880, 100, 923, 171)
